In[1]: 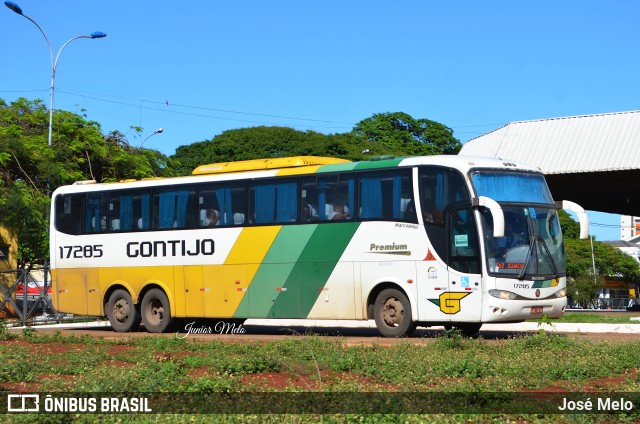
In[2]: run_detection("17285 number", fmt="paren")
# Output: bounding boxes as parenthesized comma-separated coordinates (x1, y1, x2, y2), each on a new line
(58, 245, 104, 259)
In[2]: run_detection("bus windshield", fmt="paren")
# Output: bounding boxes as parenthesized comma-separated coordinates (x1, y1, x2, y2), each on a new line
(480, 206, 566, 278)
(470, 171, 554, 204)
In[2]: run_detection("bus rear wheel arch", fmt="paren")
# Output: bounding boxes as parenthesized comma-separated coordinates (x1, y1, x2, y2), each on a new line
(106, 289, 141, 332)
(373, 288, 416, 337)
(141, 288, 174, 333)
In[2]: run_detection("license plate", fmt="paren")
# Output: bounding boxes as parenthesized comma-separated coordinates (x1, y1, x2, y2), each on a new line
(531, 306, 543, 314)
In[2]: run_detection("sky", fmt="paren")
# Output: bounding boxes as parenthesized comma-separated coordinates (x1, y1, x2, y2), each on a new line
(2, 1, 640, 241)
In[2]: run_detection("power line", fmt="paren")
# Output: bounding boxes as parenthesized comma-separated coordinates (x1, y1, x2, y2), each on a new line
(0, 88, 355, 130)
(0, 88, 504, 134)
(57, 89, 355, 127)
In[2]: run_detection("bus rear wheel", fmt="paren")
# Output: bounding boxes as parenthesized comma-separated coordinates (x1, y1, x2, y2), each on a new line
(374, 288, 416, 337)
(141, 288, 174, 333)
(106, 289, 141, 332)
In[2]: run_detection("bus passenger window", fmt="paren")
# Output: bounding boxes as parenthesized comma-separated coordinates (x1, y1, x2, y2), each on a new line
(54, 194, 83, 235)
(154, 189, 196, 229)
(198, 183, 244, 226)
(84, 194, 108, 233)
(250, 179, 298, 224)
(109, 193, 136, 231)
(358, 170, 412, 221)
(313, 174, 354, 221)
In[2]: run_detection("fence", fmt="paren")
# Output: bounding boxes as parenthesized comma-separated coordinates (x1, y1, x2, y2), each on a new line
(568, 297, 634, 310)
(0, 263, 66, 326)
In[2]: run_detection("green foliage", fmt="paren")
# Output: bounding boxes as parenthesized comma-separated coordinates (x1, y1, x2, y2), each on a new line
(558, 210, 640, 304)
(567, 273, 605, 308)
(21, 325, 36, 341)
(0, 97, 174, 265)
(436, 327, 467, 349)
(536, 314, 556, 334)
(3, 333, 640, 421)
(552, 312, 640, 324)
(352, 112, 462, 155)
(170, 112, 461, 175)
(171, 126, 364, 175)
(0, 319, 13, 340)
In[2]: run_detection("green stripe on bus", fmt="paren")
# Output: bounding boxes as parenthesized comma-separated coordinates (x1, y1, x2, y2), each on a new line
(353, 158, 404, 170)
(235, 225, 317, 318)
(267, 222, 360, 318)
(316, 158, 405, 174)
(316, 162, 358, 173)
(531, 280, 552, 288)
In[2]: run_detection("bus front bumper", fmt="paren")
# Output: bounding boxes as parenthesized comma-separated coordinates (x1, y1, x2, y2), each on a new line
(482, 297, 567, 322)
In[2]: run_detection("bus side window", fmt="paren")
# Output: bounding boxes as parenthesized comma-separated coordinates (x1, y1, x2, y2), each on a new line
(359, 169, 413, 221)
(198, 182, 246, 227)
(134, 191, 151, 230)
(84, 193, 108, 234)
(54, 194, 83, 235)
(300, 178, 319, 223)
(250, 179, 298, 224)
(109, 193, 136, 231)
(154, 189, 197, 229)
(314, 174, 354, 221)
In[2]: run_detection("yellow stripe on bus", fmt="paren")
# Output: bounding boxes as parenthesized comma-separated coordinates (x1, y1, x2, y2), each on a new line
(204, 226, 281, 317)
(225, 226, 281, 267)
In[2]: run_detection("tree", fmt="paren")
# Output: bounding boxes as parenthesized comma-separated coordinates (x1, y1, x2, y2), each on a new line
(351, 112, 462, 155)
(0, 98, 173, 266)
(559, 210, 640, 306)
(171, 126, 365, 176)
(171, 113, 462, 176)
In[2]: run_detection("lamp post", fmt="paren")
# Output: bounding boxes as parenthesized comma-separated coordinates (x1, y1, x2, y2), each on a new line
(139, 128, 164, 149)
(4, 1, 106, 146)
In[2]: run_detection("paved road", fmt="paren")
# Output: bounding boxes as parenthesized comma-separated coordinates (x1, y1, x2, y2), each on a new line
(10, 318, 640, 345)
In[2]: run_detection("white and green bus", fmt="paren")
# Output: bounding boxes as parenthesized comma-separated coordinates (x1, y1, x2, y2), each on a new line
(50, 155, 588, 337)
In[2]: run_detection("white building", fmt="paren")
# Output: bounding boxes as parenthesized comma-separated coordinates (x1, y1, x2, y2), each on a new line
(621, 215, 640, 241)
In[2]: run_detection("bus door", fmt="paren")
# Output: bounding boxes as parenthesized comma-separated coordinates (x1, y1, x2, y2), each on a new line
(444, 205, 482, 323)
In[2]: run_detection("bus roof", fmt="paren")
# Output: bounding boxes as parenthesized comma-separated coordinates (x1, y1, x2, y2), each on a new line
(53, 155, 543, 195)
(192, 156, 350, 175)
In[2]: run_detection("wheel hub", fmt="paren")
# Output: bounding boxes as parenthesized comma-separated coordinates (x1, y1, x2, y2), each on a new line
(382, 297, 403, 326)
(113, 299, 129, 323)
(148, 299, 164, 323)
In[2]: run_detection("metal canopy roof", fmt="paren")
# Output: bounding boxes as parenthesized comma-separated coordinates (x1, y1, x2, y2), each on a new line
(459, 111, 640, 216)
(460, 110, 640, 174)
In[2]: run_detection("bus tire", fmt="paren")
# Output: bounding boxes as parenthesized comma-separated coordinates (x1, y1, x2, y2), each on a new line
(141, 288, 174, 333)
(106, 289, 141, 332)
(374, 288, 415, 337)
(444, 323, 482, 338)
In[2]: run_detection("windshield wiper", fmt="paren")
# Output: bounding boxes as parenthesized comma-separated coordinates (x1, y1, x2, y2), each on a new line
(536, 234, 560, 278)
(517, 230, 560, 280)
(517, 234, 536, 280)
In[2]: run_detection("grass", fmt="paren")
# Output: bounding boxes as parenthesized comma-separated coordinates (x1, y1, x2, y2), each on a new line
(1, 326, 640, 423)
(524, 312, 640, 324)
(551, 312, 640, 324)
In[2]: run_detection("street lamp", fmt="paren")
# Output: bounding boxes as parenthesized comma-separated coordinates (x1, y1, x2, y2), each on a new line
(4, 1, 106, 146)
(139, 128, 164, 149)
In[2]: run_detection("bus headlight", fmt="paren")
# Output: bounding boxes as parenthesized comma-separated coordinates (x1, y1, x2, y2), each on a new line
(553, 288, 567, 298)
(488, 289, 517, 300)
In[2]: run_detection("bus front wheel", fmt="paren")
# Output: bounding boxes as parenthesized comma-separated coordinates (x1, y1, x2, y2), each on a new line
(141, 288, 174, 333)
(374, 288, 416, 337)
(106, 289, 141, 332)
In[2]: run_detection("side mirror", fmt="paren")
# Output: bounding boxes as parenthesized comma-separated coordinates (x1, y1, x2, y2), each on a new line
(555, 200, 589, 239)
(473, 196, 504, 237)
